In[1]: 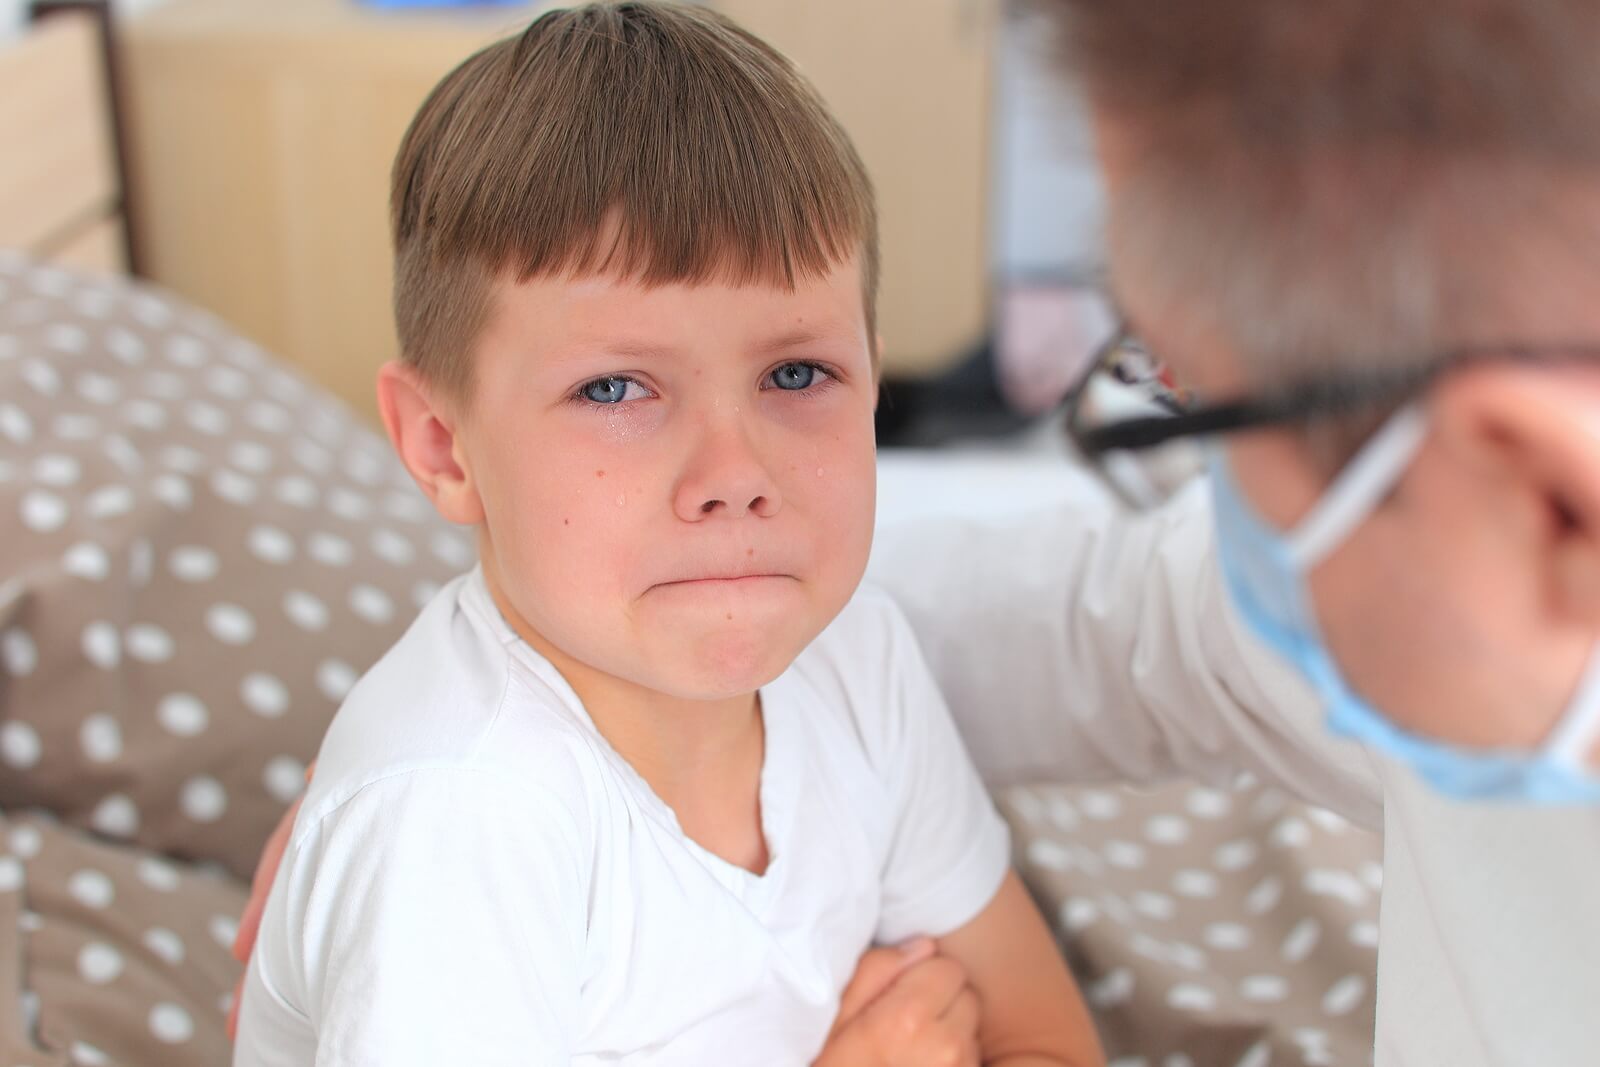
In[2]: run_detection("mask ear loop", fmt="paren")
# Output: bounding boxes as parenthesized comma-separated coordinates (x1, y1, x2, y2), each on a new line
(1541, 646, 1600, 770)
(1286, 405, 1431, 570)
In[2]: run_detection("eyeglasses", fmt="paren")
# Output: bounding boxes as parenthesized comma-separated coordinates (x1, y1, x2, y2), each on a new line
(1062, 323, 1600, 509)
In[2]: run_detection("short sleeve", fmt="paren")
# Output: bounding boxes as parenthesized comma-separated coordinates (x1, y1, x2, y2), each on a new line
(857, 594, 1011, 944)
(260, 768, 592, 1067)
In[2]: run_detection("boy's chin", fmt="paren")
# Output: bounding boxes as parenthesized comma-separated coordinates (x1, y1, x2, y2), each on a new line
(650, 625, 813, 701)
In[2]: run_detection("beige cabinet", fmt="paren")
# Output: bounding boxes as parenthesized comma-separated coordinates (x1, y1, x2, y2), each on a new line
(122, 0, 993, 422)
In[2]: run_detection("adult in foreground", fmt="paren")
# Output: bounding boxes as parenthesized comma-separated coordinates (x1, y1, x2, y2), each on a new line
(871, 1, 1599, 1062)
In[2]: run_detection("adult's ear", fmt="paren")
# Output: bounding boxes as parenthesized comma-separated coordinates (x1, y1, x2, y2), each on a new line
(375, 361, 485, 526)
(1431, 363, 1600, 627)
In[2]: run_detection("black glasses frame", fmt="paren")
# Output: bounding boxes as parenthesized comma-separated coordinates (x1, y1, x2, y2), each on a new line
(1063, 328, 1600, 459)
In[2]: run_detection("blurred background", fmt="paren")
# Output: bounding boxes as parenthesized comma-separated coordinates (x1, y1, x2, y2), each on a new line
(2, 0, 1113, 449)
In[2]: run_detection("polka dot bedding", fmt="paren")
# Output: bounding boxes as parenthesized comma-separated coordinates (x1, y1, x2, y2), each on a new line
(0, 252, 474, 883)
(0, 256, 1380, 1064)
(999, 779, 1380, 1066)
(0, 810, 244, 1066)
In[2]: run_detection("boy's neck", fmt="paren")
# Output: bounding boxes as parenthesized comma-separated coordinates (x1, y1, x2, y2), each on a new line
(481, 563, 771, 874)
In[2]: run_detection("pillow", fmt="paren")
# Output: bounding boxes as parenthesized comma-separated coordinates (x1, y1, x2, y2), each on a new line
(0, 252, 474, 880)
(1, 808, 244, 1067)
(997, 778, 1381, 1066)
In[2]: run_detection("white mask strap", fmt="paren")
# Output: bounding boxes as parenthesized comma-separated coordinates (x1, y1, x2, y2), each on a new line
(1287, 405, 1431, 569)
(1543, 645, 1600, 769)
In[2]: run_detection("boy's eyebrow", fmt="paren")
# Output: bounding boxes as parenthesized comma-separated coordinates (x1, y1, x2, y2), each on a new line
(596, 340, 679, 361)
(573, 328, 847, 362)
(756, 328, 842, 355)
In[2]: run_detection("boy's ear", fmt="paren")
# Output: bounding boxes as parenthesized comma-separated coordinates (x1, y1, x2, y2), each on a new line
(375, 361, 485, 526)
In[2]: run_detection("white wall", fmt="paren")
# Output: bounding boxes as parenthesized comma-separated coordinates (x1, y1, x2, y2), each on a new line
(990, 3, 1104, 280)
(0, 0, 26, 40)
(2, 0, 167, 42)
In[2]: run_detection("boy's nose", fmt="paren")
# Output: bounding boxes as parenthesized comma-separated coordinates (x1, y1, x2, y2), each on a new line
(672, 420, 783, 522)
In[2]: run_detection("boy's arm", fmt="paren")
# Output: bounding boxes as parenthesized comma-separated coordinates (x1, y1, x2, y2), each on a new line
(938, 872, 1103, 1067)
(848, 594, 1099, 1065)
(240, 767, 588, 1065)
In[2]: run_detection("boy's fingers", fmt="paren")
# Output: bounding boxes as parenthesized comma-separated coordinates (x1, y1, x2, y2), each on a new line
(864, 954, 969, 1029)
(833, 938, 935, 1029)
(940, 986, 981, 1039)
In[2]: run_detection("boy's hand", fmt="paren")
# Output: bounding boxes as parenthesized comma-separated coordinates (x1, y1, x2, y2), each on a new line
(226, 761, 315, 1040)
(812, 938, 980, 1067)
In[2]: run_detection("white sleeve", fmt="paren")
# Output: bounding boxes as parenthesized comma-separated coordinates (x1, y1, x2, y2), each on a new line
(282, 769, 590, 1066)
(867, 476, 1383, 828)
(859, 596, 1012, 945)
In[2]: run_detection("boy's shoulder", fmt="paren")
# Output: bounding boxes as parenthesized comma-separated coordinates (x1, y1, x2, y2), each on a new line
(780, 582, 934, 741)
(296, 570, 609, 841)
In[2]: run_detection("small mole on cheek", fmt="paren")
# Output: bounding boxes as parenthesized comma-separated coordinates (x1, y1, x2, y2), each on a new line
(595, 470, 606, 479)
(563, 518, 571, 526)
(726, 613, 734, 621)
(746, 548, 754, 557)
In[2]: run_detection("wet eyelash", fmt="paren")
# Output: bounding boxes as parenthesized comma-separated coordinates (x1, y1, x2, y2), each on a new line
(568, 374, 648, 408)
(768, 360, 840, 392)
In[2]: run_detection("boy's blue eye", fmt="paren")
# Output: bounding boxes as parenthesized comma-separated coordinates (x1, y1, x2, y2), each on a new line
(770, 362, 821, 391)
(581, 377, 639, 404)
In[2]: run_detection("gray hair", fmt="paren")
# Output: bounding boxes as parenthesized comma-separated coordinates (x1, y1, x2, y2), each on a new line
(1038, 0, 1600, 403)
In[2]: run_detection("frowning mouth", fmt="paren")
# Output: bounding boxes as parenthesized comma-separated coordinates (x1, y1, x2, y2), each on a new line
(653, 573, 793, 589)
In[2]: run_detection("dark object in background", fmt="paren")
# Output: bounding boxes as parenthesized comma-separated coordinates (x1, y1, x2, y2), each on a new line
(877, 279, 1114, 448)
(875, 340, 1037, 447)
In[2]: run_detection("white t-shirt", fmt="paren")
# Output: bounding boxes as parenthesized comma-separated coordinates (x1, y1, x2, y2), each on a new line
(233, 569, 1010, 1067)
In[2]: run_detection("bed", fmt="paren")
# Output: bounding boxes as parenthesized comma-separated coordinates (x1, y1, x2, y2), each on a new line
(0, 6, 1381, 1066)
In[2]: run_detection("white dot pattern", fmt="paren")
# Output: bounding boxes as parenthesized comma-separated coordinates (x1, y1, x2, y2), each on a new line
(149, 1002, 195, 1044)
(91, 794, 140, 838)
(2, 721, 42, 769)
(999, 779, 1380, 1065)
(143, 925, 186, 965)
(180, 777, 227, 823)
(2, 261, 475, 894)
(67, 869, 115, 910)
(80, 713, 123, 763)
(124, 623, 175, 663)
(78, 941, 124, 984)
(157, 693, 210, 738)
(1, 627, 37, 675)
(0, 804, 246, 1058)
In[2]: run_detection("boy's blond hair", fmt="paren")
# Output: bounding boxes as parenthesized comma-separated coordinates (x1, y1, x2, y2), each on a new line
(391, 1, 879, 399)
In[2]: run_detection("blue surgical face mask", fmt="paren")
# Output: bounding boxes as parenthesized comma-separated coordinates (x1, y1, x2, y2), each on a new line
(1209, 405, 1600, 803)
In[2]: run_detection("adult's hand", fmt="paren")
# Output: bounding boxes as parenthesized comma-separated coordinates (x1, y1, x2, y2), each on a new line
(226, 761, 313, 1040)
(812, 938, 980, 1067)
